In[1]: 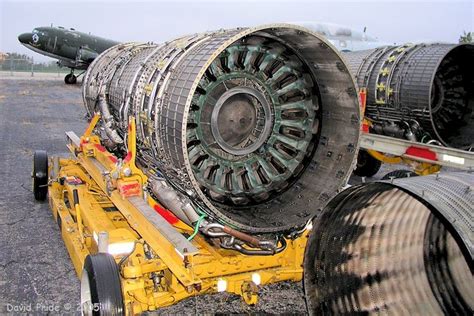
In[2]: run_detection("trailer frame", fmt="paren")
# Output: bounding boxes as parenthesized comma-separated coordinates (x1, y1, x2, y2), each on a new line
(40, 114, 307, 314)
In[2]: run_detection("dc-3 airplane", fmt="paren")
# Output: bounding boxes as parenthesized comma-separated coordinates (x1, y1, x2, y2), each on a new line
(18, 26, 119, 84)
(18, 23, 386, 84)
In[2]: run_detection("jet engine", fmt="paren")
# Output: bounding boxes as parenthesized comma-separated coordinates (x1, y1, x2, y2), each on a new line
(344, 43, 474, 149)
(304, 172, 473, 314)
(82, 24, 361, 234)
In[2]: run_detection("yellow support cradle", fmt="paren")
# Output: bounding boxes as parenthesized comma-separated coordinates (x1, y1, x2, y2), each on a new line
(46, 114, 308, 314)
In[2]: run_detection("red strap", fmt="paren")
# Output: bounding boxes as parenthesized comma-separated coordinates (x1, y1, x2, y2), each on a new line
(406, 146, 437, 161)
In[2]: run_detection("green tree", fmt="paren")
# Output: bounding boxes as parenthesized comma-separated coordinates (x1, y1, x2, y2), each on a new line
(0, 52, 32, 71)
(459, 31, 473, 43)
(0, 52, 67, 72)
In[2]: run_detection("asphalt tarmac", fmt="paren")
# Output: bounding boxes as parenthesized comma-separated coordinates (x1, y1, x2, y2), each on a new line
(0, 78, 86, 314)
(0, 77, 404, 315)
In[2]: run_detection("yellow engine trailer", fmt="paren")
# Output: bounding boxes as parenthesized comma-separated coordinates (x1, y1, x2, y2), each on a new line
(32, 92, 474, 316)
(32, 114, 474, 315)
(33, 115, 308, 315)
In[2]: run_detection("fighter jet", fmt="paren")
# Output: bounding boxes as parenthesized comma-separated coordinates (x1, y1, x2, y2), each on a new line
(294, 22, 391, 51)
(18, 26, 119, 84)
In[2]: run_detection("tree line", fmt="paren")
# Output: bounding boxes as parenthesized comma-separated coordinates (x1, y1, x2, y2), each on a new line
(0, 52, 66, 73)
(1, 31, 471, 73)
(459, 31, 473, 43)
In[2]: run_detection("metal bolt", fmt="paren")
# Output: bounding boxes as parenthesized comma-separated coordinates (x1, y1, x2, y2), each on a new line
(98, 231, 109, 253)
(123, 167, 132, 177)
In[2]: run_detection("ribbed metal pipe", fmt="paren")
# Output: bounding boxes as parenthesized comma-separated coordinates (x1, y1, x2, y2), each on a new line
(82, 24, 361, 233)
(344, 43, 474, 149)
(304, 172, 473, 314)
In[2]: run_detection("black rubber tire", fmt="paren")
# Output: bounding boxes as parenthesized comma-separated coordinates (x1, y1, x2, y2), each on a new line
(81, 253, 124, 316)
(33, 150, 48, 201)
(64, 73, 77, 84)
(353, 150, 382, 177)
(382, 169, 418, 180)
(64, 74, 72, 84)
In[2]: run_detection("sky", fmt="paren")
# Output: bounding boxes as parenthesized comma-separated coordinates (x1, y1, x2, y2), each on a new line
(1, 0, 473, 62)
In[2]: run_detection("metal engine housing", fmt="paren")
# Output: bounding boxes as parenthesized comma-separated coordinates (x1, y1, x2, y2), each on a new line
(82, 24, 361, 233)
(304, 172, 474, 314)
(344, 43, 474, 149)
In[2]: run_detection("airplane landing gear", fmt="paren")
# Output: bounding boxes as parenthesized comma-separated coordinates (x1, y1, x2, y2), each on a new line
(65, 71, 77, 84)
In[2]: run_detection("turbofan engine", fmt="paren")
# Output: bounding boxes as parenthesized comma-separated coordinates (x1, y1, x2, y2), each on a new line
(82, 24, 361, 233)
(344, 43, 474, 149)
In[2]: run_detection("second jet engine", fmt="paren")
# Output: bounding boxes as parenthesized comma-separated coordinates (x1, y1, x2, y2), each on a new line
(344, 43, 474, 149)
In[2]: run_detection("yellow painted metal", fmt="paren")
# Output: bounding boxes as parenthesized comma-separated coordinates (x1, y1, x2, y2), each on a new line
(46, 115, 308, 315)
(84, 114, 100, 137)
(48, 180, 90, 275)
(367, 148, 442, 175)
(367, 149, 402, 164)
(74, 197, 85, 244)
(410, 161, 442, 175)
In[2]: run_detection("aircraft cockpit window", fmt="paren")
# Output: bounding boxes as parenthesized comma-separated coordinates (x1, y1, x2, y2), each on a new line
(33, 29, 47, 36)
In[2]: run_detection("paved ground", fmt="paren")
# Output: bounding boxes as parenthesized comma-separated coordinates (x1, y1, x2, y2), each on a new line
(0, 71, 70, 81)
(0, 78, 86, 314)
(0, 77, 405, 315)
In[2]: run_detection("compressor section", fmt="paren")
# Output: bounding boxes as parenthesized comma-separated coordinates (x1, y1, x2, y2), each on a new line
(82, 24, 361, 233)
(304, 172, 473, 314)
(344, 43, 474, 149)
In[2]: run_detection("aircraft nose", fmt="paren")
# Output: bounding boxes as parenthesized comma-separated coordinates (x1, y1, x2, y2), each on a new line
(18, 33, 32, 44)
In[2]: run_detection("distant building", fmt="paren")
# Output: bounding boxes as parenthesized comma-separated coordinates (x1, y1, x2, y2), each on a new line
(0, 52, 8, 62)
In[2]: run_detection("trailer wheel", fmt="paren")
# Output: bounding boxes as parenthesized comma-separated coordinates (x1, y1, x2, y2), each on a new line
(382, 169, 418, 180)
(81, 253, 124, 316)
(353, 150, 382, 177)
(33, 150, 48, 201)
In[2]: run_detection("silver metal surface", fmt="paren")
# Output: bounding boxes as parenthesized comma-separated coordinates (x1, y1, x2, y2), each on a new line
(97, 231, 109, 253)
(128, 196, 198, 256)
(66, 131, 80, 147)
(304, 172, 474, 314)
(389, 172, 473, 260)
(210, 86, 272, 156)
(149, 179, 201, 226)
(80, 268, 92, 316)
(360, 133, 474, 170)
